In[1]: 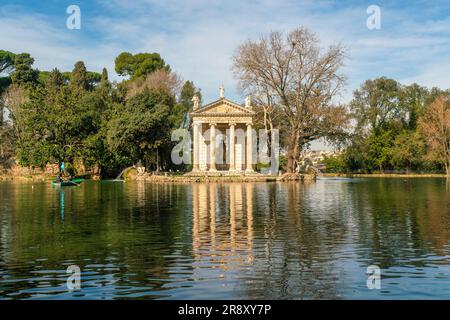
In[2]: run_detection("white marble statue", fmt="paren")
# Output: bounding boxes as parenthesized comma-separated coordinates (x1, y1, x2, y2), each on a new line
(245, 96, 251, 108)
(192, 94, 200, 110)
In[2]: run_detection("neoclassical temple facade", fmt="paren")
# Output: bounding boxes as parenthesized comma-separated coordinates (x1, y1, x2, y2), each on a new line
(190, 87, 255, 173)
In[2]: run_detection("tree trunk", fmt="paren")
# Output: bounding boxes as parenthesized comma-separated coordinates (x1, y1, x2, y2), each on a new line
(287, 152, 295, 173)
(156, 148, 160, 173)
(286, 130, 301, 173)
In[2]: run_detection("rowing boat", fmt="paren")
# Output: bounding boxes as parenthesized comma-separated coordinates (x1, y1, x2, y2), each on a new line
(51, 181, 79, 187)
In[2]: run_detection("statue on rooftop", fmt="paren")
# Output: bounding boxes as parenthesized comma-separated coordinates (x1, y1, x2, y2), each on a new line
(192, 94, 200, 110)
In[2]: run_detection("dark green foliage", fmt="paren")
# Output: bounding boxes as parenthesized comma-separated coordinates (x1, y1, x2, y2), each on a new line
(11, 53, 38, 85)
(179, 80, 201, 112)
(0, 121, 15, 167)
(115, 52, 169, 80)
(70, 61, 89, 92)
(100, 68, 109, 88)
(5, 48, 446, 176)
(390, 130, 425, 171)
(106, 89, 172, 167)
(322, 154, 347, 173)
(342, 77, 446, 173)
(38, 70, 101, 88)
(0, 76, 11, 96)
(0, 50, 15, 74)
(2, 50, 192, 176)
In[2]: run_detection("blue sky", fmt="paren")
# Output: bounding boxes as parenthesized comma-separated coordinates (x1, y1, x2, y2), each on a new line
(1, 1, 450, 111)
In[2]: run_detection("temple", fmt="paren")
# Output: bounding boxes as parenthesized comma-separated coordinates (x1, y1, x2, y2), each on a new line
(190, 86, 255, 173)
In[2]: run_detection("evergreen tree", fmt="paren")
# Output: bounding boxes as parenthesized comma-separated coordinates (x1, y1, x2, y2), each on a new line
(70, 61, 89, 92)
(46, 68, 65, 90)
(179, 80, 201, 112)
(0, 50, 15, 74)
(106, 88, 173, 168)
(99, 67, 111, 95)
(100, 68, 108, 86)
(11, 53, 38, 86)
(115, 52, 169, 80)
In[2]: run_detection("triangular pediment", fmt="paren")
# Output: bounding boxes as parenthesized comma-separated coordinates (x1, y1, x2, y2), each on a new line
(190, 98, 254, 116)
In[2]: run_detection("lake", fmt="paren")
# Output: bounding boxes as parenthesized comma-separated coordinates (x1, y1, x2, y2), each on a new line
(0, 178, 449, 299)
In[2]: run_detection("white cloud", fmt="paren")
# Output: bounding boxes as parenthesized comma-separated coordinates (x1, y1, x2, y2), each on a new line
(1, 0, 450, 106)
(0, 9, 118, 77)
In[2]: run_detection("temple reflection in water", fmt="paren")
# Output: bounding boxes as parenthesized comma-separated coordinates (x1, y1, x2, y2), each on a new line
(192, 183, 255, 272)
(189, 182, 344, 299)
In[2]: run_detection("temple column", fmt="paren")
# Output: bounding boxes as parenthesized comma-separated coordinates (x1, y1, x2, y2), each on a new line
(209, 123, 217, 171)
(192, 123, 199, 172)
(229, 123, 236, 171)
(246, 123, 254, 172)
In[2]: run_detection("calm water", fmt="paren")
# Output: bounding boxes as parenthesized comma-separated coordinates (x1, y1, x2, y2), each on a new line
(0, 178, 450, 300)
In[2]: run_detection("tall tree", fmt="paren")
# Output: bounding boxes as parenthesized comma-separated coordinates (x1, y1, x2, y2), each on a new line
(70, 61, 89, 92)
(232, 27, 348, 172)
(179, 80, 201, 112)
(0, 120, 15, 167)
(11, 53, 38, 86)
(350, 77, 401, 134)
(100, 67, 109, 87)
(0, 48, 14, 118)
(46, 68, 65, 90)
(419, 96, 450, 175)
(390, 130, 425, 172)
(106, 89, 173, 167)
(399, 83, 428, 130)
(115, 52, 169, 80)
(0, 51, 15, 163)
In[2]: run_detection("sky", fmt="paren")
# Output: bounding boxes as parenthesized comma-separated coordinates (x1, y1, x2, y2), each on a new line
(1, 0, 450, 149)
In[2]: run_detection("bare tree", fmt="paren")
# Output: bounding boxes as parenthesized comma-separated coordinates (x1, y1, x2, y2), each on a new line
(251, 83, 283, 158)
(232, 27, 348, 172)
(419, 96, 450, 175)
(125, 69, 182, 100)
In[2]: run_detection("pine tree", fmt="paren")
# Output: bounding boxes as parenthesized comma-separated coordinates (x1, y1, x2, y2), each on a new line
(11, 53, 38, 86)
(46, 68, 65, 89)
(179, 81, 201, 112)
(70, 61, 89, 92)
(99, 67, 111, 91)
(101, 68, 108, 85)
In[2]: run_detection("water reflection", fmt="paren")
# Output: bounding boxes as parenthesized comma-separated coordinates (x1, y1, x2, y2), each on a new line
(192, 183, 255, 274)
(0, 179, 449, 299)
(188, 182, 348, 299)
(59, 190, 65, 221)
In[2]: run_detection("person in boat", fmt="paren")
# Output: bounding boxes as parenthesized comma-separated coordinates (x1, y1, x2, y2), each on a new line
(55, 175, 62, 183)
